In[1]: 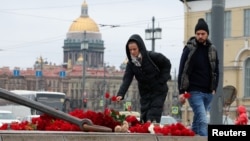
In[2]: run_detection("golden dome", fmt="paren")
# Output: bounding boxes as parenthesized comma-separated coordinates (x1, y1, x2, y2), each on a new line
(69, 17, 99, 32)
(69, 1, 99, 32)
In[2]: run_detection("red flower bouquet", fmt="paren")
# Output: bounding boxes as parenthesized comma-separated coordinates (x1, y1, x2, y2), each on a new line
(0, 108, 195, 136)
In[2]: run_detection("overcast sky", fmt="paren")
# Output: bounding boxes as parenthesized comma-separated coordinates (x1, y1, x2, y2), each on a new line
(0, 0, 184, 75)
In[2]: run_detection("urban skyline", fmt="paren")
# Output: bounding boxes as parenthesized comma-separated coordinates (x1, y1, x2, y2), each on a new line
(0, 0, 184, 74)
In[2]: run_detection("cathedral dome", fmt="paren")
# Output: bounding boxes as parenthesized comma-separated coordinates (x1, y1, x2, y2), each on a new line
(69, 17, 99, 32)
(68, 1, 99, 32)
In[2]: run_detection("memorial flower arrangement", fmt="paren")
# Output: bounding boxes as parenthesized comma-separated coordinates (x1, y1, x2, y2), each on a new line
(0, 107, 195, 136)
(0, 93, 196, 136)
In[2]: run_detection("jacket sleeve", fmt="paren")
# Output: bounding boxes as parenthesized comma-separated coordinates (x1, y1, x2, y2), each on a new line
(150, 52, 171, 84)
(178, 46, 190, 94)
(117, 63, 134, 100)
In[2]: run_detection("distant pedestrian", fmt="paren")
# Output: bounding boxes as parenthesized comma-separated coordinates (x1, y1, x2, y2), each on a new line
(178, 18, 219, 136)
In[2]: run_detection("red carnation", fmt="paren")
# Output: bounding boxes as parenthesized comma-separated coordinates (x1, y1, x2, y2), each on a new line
(126, 115, 140, 126)
(235, 105, 248, 125)
(104, 108, 111, 116)
(237, 105, 247, 114)
(105, 92, 110, 99)
(0, 123, 8, 130)
(111, 96, 117, 102)
(161, 126, 170, 135)
(183, 92, 191, 99)
(153, 125, 162, 134)
(172, 129, 181, 136)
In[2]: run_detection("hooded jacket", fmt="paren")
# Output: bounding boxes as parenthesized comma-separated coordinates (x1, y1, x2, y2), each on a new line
(117, 34, 171, 122)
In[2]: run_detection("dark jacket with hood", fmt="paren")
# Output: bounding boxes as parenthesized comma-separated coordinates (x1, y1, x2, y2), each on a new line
(117, 34, 171, 122)
(178, 37, 219, 94)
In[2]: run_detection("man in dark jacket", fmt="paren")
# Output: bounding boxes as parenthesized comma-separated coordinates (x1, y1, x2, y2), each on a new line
(178, 18, 219, 136)
(116, 34, 171, 123)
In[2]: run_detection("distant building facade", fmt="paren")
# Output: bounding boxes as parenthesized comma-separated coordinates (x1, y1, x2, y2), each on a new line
(0, 64, 177, 115)
(0, 1, 178, 116)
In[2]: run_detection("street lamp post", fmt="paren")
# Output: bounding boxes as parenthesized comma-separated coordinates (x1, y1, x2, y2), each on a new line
(103, 62, 107, 111)
(145, 16, 162, 52)
(81, 31, 88, 109)
(171, 69, 181, 119)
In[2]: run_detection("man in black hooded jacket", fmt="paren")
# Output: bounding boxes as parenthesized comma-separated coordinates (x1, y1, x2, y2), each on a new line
(116, 34, 171, 123)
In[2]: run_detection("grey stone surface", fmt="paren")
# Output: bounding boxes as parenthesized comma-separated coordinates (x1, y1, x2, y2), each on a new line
(0, 131, 207, 141)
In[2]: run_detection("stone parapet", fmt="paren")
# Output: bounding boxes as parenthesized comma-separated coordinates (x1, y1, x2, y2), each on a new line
(0, 131, 207, 141)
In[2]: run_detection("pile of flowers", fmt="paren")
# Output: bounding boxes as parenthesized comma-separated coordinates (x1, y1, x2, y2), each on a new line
(0, 108, 195, 136)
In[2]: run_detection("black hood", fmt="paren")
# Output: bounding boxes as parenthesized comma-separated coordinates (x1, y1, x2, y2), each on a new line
(125, 34, 148, 62)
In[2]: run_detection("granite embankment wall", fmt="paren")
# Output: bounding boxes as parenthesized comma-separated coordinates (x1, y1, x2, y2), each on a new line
(0, 131, 207, 141)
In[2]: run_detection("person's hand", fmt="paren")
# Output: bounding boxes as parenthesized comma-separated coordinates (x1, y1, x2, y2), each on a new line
(178, 94, 186, 104)
(116, 96, 122, 102)
(212, 90, 216, 95)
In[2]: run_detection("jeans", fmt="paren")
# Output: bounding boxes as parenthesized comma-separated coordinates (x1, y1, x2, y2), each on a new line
(188, 91, 213, 136)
